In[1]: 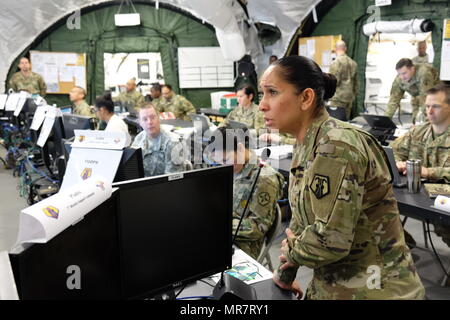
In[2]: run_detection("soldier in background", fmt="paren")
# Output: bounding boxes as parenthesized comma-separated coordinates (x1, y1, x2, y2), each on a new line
(69, 86, 95, 117)
(219, 84, 265, 134)
(115, 78, 145, 112)
(211, 126, 285, 260)
(149, 83, 162, 112)
(412, 41, 430, 65)
(9, 57, 47, 96)
(391, 83, 450, 255)
(259, 55, 424, 300)
(158, 84, 196, 121)
(328, 40, 358, 120)
(132, 103, 185, 176)
(385, 58, 440, 123)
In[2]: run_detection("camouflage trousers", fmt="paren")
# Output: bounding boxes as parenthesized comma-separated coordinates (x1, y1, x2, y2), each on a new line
(236, 240, 262, 261)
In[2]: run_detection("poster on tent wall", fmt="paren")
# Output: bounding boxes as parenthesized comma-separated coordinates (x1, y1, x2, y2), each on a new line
(440, 20, 450, 81)
(178, 47, 234, 89)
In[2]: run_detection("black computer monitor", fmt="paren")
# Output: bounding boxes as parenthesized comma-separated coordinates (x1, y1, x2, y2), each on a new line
(113, 165, 234, 299)
(41, 116, 66, 175)
(113, 147, 145, 183)
(62, 114, 95, 139)
(9, 194, 122, 300)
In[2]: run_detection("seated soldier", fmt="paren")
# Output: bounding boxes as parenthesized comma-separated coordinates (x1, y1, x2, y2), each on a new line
(150, 83, 162, 111)
(391, 83, 450, 253)
(94, 92, 131, 146)
(158, 84, 196, 121)
(114, 78, 145, 112)
(70, 86, 95, 117)
(132, 103, 185, 176)
(210, 126, 285, 260)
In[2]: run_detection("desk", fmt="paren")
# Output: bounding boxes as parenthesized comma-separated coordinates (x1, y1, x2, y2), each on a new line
(160, 119, 193, 128)
(394, 187, 450, 226)
(198, 108, 230, 124)
(180, 278, 295, 300)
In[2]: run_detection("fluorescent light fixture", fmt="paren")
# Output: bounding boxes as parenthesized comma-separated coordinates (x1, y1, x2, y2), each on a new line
(114, 13, 141, 26)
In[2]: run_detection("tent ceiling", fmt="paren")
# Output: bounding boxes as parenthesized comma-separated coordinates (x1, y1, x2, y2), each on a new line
(0, 0, 321, 91)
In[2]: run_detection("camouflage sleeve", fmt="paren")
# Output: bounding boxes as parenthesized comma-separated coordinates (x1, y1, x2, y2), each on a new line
(284, 142, 366, 269)
(9, 75, 18, 92)
(136, 94, 145, 109)
(279, 133, 296, 145)
(164, 139, 186, 173)
(390, 131, 412, 162)
(180, 96, 196, 119)
(385, 78, 404, 118)
(218, 108, 236, 128)
(427, 167, 450, 184)
(38, 75, 47, 97)
(233, 174, 282, 242)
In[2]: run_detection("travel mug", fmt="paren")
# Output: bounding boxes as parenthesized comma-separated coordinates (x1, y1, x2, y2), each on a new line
(406, 159, 421, 193)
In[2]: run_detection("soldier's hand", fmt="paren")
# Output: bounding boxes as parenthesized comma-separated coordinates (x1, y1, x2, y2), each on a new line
(279, 228, 297, 271)
(421, 166, 429, 179)
(396, 161, 406, 174)
(272, 277, 303, 299)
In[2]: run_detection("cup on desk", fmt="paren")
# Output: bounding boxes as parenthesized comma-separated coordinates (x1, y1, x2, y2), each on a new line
(406, 159, 421, 193)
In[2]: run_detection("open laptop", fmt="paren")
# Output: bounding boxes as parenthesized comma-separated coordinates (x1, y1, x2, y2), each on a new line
(362, 114, 397, 130)
(383, 146, 407, 188)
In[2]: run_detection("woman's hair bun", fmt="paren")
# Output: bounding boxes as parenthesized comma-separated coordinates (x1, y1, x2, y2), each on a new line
(322, 73, 337, 100)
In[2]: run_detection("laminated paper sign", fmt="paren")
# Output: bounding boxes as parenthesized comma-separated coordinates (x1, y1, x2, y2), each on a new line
(72, 130, 129, 150)
(435, 195, 450, 213)
(15, 175, 112, 245)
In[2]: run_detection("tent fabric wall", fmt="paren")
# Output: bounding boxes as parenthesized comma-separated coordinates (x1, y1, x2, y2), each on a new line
(300, 0, 450, 117)
(6, 3, 227, 108)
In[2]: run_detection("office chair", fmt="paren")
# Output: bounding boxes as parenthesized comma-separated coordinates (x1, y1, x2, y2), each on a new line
(326, 106, 347, 121)
(257, 203, 283, 271)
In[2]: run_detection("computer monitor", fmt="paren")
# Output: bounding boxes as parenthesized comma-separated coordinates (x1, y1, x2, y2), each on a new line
(228, 120, 248, 130)
(41, 116, 66, 175)
(62, 114, 95, 139)
(9, 193, 122, 299)
(60, 106, 72, 114)
(113, 147, 145, 183)
(113, 165, 234, 299)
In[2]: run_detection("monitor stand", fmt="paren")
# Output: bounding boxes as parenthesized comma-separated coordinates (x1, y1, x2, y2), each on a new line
(213, 272, 257, 300)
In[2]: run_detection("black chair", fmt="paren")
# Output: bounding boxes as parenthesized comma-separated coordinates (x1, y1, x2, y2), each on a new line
(326, 106, 347, 121)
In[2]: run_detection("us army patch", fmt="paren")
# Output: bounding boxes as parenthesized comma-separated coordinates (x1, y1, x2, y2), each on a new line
(258, 192, 271, 206)
(310, 174, 329, 199)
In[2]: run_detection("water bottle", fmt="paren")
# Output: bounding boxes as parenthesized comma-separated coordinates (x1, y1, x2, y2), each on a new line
(406, 159, 421, 193)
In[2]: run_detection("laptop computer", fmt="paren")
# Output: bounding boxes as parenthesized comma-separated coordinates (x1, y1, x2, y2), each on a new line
(383, 146, 407, 188)
(362, 114, 397, 130)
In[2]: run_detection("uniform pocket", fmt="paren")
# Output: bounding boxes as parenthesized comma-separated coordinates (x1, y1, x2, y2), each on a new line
(306, 155, 348, 224)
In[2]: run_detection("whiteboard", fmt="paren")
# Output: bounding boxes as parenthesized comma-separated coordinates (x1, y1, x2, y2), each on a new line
(30, 50, 87, 94)
(440, 20, 450, 81)
(178, 47, 234, 88)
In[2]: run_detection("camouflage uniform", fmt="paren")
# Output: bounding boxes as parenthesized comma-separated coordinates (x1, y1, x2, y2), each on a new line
(233, 152, 285, 259)
(275, 109, 424, 300)
(220, 103, 265, 134)
(9, 71, 47, 96)
(131, 129, 185, 177)
(115, 90, 145, 112)
(72, 100, 95, 117)
(328, 54, 358, 120)
(391, 123, 450, 246)
(385, 64, 440, 123)
(158, 94, 196, 121)
(151, 97, 162, 113)
(412, 54, 430, 65)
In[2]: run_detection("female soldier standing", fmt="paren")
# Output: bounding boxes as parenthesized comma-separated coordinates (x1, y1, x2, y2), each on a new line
(259, 56, 424, 300)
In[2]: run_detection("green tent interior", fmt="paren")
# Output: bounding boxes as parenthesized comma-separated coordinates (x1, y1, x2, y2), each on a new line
(7, 2, 232, 109)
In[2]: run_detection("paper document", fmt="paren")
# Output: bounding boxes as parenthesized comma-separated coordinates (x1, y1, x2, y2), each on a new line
(5, 93, 20, 111)
(72, 130, 128, 150)
(210, 248, 273, 285)
(13, 92, 30, 116)
(15, 175, 112, 245)
(30, 105, 49, 131)
(0, 94, 7, 110)
(60, 148, 123, 192)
